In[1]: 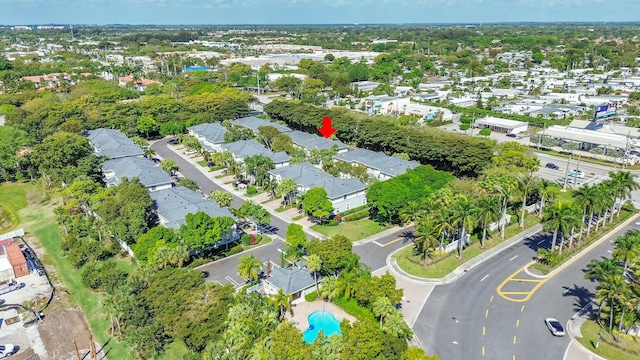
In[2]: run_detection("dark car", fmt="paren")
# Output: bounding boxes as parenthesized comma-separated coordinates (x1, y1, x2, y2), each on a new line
(506, 133, 517, 138)
(167, 139, 179, 145)
(545, 163, 560, 170)
(545, 318, 565, 336)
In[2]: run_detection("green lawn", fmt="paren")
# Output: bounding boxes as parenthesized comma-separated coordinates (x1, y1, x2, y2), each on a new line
(395, 214, 541, 279)
(311, 219, 391, 241)
(576, 320, 640, 360)
(292, 215, 305, 221)
(0, 182, 31, 231)
(13, 191, 130, 359)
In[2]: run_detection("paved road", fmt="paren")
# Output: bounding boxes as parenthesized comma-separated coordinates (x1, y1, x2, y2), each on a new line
(151, 139, 291, 239)
(416, 219, 634, 360)
(533, 151, 614, 190)
(354, 227, 414, 272)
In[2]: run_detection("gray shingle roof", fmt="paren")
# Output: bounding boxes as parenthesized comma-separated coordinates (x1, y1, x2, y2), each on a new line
(333, 148, 419, 178)
(85, 128, 145, 159)
(149, 186, 236, 230)
(288, 130, 348, 152)
(265, 265, 316, 295)
(188, 123, 228, 145)
(102, 157, 173, 189)
(269, 162, 365, 200)
(232, 116, 292, 134)
(222, 139, 290, 164)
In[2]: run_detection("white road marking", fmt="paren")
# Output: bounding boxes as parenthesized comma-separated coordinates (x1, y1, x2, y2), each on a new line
(372, 240, 384, 247)
(537, 240, 545, 245)
(452, 341, 458, 344)
(509, 255, 519, 261)
(225, 276, 240, 287)
(607, 250, 612, 253)
(481, 274, 490, 282)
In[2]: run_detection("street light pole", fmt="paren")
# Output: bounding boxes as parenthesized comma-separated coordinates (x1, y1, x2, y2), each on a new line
(562, 152, 572, 192)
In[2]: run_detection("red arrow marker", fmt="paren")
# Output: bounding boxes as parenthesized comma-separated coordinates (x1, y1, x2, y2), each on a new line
(318, 117, 337, 138)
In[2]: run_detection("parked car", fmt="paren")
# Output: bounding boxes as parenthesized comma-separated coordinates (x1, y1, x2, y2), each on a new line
(544, 318, 565, 336)
(0, 344, 16, 358)
(545, 163, 560, 170)
(185, 149, 198, 156)
(151, 157, 161, 163)
(556, 177, 576, 185)
(506, 133, 517, 138)
(569, 169, 585, 178)
(167, 139, 179, 145)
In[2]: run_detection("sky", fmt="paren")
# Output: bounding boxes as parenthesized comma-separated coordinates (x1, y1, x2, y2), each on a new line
(1, 0, 640, 25)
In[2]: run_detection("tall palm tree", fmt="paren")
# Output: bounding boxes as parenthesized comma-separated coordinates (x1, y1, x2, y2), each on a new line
(372, 296, 395, 329)
(399, 200, 424, 226)
(271, 289, 292, 321)
(336, 270, 357, 300)
(609, 171, 640, 218)
(450, 195, 477, 260)
(613, 229, 640, 272)
(493, 183, 515, 240)
(476, 196, 502, 249)
(306, 254, 323, 295)
(382, 310, 413, 339)
(414, 216, 440, 266)
(584, 258, 623, 282)
(542, 201, 580, 254)
(591, 184, 610, 233)
(595, 273, 630, 332)
(573, 184, 597, 240)
(236, 254, 263, 282)
(515, 173, 539, 228)
(319, 276, 339, 301)
(537, 179, 556, 219)
(431, 207, 454, 253)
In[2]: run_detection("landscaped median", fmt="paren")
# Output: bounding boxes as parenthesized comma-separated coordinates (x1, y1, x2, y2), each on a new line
(575, 318, 640, 360)
(393, 214, 540, 279)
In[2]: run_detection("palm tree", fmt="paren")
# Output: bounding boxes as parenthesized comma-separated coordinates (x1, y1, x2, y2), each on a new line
(584, 258, 623, 282)
(537, 179, 556, 219)
(382, 310, 413, 339)
(613, 229, 640, 272)
(399, 201, 424, 225)
(542, 201, 580, 254)
(306, 254, 322, 295)
(236, 254, 263, 282)
(515, 173, 539, 228)
(336, 270, 357, 299)
(414, 216, 440, 266)
(573, 184, 597, 240)
(372, 297, 395, 329)
(450, 195, 477, 260)
(432, 207, 454, 252)
(476, 196, 502, 249)
(609, 171, 640, 218)
(493, 183, 515, 240)
(591, 184, 610, 233)
(319, 276, 339, 301)
(271, 289, 292, 320)
(595, 273, 630, 332)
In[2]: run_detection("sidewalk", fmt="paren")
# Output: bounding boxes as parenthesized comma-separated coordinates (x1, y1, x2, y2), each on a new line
(564, 301, 606, 360)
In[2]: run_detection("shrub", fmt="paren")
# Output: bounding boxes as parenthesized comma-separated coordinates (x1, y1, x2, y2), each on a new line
(460, 115, 474, 124)
(459, 123, 471, 131)
(333, 296, 377, 323)
(227, 245, 244, 256)
(326, 220, 339, 226)
(246, 186, 257, 195)
(241, 234, 250, 246)
(344, 210, 369, 222)
(479, 128, 491, 136)
(249, 234, 256, 245)
(338, 205, 369, 216)
(305, 291, 319, 302)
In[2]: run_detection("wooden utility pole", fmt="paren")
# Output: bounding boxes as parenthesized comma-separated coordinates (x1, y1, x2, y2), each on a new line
(73, 339, 81, 360)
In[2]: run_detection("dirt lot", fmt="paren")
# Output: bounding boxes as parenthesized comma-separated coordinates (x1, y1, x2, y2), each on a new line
(37, 309, 104, 360)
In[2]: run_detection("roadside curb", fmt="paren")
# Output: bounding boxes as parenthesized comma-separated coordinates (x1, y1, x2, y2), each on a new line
(386, 223, 544, 285)
(563, 301, 607, 360)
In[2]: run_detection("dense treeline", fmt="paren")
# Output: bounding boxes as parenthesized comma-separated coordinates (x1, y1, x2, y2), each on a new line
(264, 100, 496, 177)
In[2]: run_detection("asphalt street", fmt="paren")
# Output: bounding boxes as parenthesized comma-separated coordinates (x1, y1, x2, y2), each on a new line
(415, 219, 633, 360)
(533, 151, 615, 190)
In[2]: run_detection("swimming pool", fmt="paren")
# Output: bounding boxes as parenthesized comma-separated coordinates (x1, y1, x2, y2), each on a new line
(303, 310, 342, 343)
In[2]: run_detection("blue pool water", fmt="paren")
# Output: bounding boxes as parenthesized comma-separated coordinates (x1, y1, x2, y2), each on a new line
(303, 310, 341, 343)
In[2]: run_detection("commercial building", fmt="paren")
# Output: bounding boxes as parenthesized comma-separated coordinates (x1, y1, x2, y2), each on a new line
(474, 117, 529, 135)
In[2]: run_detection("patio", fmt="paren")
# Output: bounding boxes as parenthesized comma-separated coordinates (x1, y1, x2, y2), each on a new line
(286, 299, 356, 332)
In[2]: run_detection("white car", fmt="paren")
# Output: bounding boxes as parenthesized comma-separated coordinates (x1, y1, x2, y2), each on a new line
(185, 149, 198, 156)
(569, 169, 585, 179)
(0, 344, 16, 358)
(544, 318, 565, 336)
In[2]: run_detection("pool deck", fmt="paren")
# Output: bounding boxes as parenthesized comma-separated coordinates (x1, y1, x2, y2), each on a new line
(287, 299, 357, 331)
